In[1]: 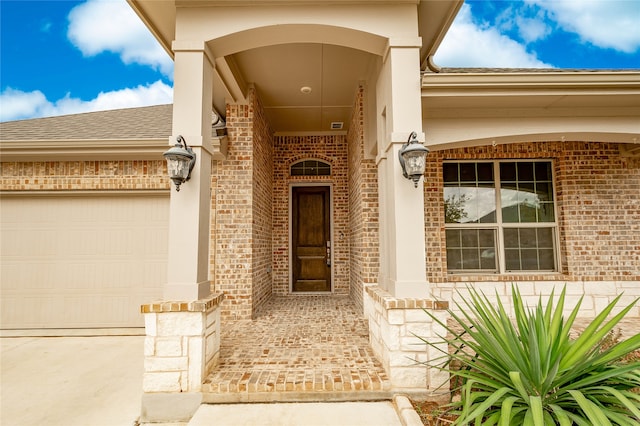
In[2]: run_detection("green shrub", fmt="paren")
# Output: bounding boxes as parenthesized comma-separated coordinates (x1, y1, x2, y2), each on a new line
(418, 286, 640, 425)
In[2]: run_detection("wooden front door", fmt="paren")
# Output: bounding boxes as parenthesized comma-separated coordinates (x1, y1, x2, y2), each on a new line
(292, 186, 331, 292)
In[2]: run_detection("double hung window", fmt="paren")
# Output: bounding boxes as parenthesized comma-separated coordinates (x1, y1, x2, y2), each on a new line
(443, 161, 558, 273)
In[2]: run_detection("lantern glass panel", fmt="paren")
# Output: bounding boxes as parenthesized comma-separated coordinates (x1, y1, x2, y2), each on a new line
(403, 151, 426, 176)
(166, 156, 191, 180)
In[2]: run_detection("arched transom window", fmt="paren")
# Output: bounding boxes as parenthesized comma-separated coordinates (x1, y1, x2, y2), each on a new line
(290, 160, 331, 176)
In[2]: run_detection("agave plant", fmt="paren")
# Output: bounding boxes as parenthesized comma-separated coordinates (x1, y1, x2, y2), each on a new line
(418, 286, 640, 425)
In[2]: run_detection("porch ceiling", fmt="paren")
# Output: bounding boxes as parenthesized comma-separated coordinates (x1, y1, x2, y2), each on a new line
(230, 43, 377, 135)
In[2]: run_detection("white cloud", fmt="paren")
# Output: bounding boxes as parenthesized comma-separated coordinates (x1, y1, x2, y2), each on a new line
(434, 4, 552, 68)
(515, 15, 551, 44)
(495, 5, 551, 44)
(67, 0, 173, 77)
(0, 81, 173, 122)
(527, 0, 640, 53)
(0, 89, 51, 122)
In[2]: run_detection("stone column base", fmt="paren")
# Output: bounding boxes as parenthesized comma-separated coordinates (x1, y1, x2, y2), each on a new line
(364, 286, 450, 396)
(140, 292, 224, 423)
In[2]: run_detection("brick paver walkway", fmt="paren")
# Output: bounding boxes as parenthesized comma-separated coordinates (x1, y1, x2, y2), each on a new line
(202, 296, 391, 403)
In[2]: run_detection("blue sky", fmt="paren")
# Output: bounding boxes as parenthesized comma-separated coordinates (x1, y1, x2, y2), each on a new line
(1, 0, 639, 122)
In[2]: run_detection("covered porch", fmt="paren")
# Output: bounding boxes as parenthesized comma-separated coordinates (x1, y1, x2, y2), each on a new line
(134, 0, 461, 422)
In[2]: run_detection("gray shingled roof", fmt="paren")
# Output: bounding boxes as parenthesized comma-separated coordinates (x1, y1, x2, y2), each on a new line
(0, 104, 173, 141)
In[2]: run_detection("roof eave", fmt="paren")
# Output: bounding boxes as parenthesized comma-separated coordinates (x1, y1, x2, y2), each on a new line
(0, 139, 169, 162)
(418, 0, 463, 71)
(127, 0, 175, 59)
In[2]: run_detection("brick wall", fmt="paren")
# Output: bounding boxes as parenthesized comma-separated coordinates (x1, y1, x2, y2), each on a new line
(0, 160, 168, 190)
(214, 102, 253, 320)
(214, 88, 273, 320)
(347, 85, 380, 313)
(251, 91, 274, 315)
(425, 141, 640, 317)
(272, 135, 350, 295)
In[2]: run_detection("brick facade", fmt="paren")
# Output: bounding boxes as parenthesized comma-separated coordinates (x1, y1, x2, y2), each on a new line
(425, 141, 640, 316)
(4, 113, 637, 322)
(0, 160, 168, 191)
(347, 85, 380, 313)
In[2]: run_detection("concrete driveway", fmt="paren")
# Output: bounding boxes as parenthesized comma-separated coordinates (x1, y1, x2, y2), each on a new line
(1, 336, 144, 426)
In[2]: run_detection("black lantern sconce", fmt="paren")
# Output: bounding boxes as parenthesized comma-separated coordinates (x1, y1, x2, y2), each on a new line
(163, 135, 196, 192)
(398, 131, 429, 188)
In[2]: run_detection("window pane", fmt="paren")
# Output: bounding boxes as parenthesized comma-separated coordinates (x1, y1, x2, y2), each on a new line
(446, 249, 462, 270)
(538, 202, 555, 222)
(519, 203, 537, 222)
(539, 249, 555, 270)
(504, 228, 519, 248)
(460, 163, 476, 182)
(461, 250, 480, 269)
(480, 248, 496, 269)
(477, 187, 497, 223)
(517, 162, 534, 181)
(501, 196, 519, 222)
(521, 249, 539, 270)
(443, 163, 458, 183)
(444, 187, 465, 223)
(505, 249, 521, 270)
(459, 186, 478, 222)
(477, 163, 493, 182)
(536, 181, 553, 202)
(478, 229, 494, 247)
(461, 230, 479, 247)
(446, 229, 461, 247)
(536, 228, 554, 248)
(535, 162, 552, 181)
(500, 162, 517, 181)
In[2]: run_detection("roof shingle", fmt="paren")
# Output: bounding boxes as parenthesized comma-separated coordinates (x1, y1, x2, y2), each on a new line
(0, 104, 173, 141)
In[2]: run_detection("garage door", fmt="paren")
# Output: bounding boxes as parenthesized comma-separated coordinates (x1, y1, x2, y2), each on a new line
(0, 194, 168, 330)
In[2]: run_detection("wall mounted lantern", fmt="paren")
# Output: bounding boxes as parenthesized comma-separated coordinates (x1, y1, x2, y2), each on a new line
(163, 135, 195, 192)
(398, 131, 429, 188)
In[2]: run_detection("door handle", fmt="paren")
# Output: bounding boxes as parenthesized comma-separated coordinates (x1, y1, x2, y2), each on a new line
(326, 241, 331, 267)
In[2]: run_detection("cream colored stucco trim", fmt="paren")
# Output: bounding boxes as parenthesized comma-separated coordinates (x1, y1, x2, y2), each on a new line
(422, 71, 640, 92)
(0, 139, 167, 162)
(421, 71, 640, 149)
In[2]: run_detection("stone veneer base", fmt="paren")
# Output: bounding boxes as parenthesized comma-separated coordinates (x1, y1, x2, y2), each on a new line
(140, 292, 223, 423)
(364, 286, 450, 396)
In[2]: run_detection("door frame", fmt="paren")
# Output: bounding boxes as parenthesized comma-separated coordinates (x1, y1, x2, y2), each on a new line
(289, 183, 334, 294)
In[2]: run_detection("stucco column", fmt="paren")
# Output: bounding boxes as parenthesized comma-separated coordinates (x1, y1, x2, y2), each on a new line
(165, 42, 215, 301)
(376, 41, 429, 298)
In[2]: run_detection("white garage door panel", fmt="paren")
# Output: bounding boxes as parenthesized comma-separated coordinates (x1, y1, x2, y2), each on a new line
(1, 195, 168, 329)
